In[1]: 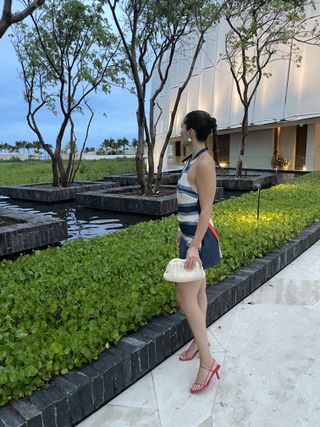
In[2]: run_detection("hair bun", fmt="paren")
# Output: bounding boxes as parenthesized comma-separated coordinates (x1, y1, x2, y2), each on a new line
(211, 117, 217, 130)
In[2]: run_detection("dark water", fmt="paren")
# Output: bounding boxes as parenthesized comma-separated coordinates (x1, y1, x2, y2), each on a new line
(0, 196, 154, 243)
(0, 189, 247, 244)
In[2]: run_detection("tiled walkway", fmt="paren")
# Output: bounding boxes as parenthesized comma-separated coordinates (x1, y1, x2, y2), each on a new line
(78, 239, 320, 427)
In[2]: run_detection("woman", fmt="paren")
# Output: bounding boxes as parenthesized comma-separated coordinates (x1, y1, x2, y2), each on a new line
(175, 110, 223, 393)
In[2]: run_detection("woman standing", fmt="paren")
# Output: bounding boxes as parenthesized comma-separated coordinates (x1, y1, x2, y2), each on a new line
(176, 110, 222, 393)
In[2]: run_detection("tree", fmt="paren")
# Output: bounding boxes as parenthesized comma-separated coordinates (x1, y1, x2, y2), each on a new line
(117, 137, 129, 152)
(0, 0, 45, 38)
(99, 138, 111, 154)
(11, 0, 127, 186)
(221, 0, 320, 177)
(84, 146, 95, 153)
(103, 0, 220, 194)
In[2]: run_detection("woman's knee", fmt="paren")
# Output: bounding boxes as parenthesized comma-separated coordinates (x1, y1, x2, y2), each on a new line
(176, 280, 202, 306)
(176, 286, 185, 306)
(197, 276, 206, 293)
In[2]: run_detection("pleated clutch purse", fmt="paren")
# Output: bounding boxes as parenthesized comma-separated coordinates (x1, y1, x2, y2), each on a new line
(163, 258, 205, 283)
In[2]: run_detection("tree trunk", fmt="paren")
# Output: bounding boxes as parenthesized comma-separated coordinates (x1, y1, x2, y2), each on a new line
(51, 159, 60, 187)
(236, 107, 249, 178)
(55, 151, 67, 187)
(65, 120, 76, 186)
(147, 138, 155, 195)
(136, 107, 148, 194)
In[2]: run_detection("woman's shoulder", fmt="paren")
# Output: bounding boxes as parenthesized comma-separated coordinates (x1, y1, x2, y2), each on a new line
(196, 152, 215, 169)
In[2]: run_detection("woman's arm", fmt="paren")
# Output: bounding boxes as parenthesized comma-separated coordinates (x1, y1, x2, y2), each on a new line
(189, 156, 216, 250)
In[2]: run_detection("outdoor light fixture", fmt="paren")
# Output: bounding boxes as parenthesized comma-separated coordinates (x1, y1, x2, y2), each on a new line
(255, 183, 262, 220)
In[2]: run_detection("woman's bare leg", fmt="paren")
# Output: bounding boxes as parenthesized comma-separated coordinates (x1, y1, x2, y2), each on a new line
(176, 279, 217, 386)
(180, 277, 208, 357)
(197, 276, 208, 319)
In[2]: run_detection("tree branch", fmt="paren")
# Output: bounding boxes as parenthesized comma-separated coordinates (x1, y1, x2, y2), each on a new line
(0, 0, 45, 38)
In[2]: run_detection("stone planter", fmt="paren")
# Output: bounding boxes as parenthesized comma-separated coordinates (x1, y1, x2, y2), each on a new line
(0, 181, 117, 203)
(216, 173, 276, 190)
(104, 172, 181, 186)
(76, 185, 224, 216)
(1, 219, 319, 426)
(0, 208, 68, 257)
(105, 172, 276, 191)
(76, 185, 177, 216)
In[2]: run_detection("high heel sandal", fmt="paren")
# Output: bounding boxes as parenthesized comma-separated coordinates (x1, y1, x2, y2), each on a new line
(179, 340, 211, 361)
(190, 360, 221, 393)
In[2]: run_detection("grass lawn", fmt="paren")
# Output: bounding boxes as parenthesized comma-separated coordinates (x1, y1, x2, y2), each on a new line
(0, 158, 136, 186)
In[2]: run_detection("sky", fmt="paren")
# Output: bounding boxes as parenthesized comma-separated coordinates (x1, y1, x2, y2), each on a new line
(0, 2, 142, 149)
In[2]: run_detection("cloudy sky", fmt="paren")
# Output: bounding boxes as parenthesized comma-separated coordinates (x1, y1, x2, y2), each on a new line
(0, 3, 143, 149)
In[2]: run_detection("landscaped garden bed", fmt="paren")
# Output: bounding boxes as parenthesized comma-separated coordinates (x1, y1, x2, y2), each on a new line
(0, 171, 319, 423)
(0, 208, 68, 257)
(76, 185, 224, 216)
(216, 172, 276, 190)
(0, 181, 118, 203)
(105, 171, 276, 191)
(0, 215, 26, 227)
(105, 171, 181, 186)
(76, 184, 178, 216)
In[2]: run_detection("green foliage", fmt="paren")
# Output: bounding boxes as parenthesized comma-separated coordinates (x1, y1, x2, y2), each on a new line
(271, 152, 289, 169)
(9, 0, 129, 186)
(0, 171, 320, 405)
(222, 0, 318, 87)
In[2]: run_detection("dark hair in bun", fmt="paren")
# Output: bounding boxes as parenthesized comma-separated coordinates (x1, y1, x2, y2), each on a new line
(211, 117, 217, 132)
(183, 110, 220, 165)
(183, 110, 216, 142)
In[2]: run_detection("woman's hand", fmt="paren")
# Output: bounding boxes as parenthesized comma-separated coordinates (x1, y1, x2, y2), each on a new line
(184, 246, 202, 271)
(176, 230, 181, 248)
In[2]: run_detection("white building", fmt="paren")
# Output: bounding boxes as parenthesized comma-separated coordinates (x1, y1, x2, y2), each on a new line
(152, 2, 320, 172)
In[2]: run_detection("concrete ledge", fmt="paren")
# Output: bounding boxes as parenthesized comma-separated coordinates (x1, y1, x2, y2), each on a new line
(0, 208, 68, 257)
(0, 181, 117, 202)
(1, 220, 320, 426)
(105, 172, 276, 191)
(76, 185, 224, 216)
(76, 185, 177, 216)
(216, 173, 276, 190)
(104, 173, 181, 186)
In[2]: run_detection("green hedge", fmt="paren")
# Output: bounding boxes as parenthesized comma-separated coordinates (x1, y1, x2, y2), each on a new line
(0, 171, 319, 406)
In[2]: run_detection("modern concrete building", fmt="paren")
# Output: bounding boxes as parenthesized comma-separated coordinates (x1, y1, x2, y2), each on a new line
(152, 2, 320, 172)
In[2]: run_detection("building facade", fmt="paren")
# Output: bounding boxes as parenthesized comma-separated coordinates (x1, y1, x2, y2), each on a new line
(152, 2, 320, 172)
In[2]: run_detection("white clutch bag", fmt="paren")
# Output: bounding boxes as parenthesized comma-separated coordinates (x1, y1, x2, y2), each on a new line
(163, 258, 205, 283)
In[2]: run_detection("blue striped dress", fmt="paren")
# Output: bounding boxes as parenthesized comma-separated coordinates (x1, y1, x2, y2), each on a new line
(176, 147, 222, 270)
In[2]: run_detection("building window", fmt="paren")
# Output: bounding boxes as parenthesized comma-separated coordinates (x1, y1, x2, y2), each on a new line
(168, 139, 185, 165)
(217, 134, 230, 167)
(273, 127, 280, 155)
(295, 124, 307, 170)
(175, 140, 181, 157)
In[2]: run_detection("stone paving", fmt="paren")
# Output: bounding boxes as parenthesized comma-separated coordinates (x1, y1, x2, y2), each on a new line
(78, 239, 320, 427)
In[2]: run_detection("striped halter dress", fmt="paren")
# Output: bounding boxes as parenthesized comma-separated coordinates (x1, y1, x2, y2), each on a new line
(176, 147, 222, 270)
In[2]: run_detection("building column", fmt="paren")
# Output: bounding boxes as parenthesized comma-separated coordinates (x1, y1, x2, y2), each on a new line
(313, 123, 320, 171)
(306, 124, 315, 171)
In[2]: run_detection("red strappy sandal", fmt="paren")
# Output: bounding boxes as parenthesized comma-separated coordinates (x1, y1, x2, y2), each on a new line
(190, 360, 221, 393)
(179, 340, 211, 361)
